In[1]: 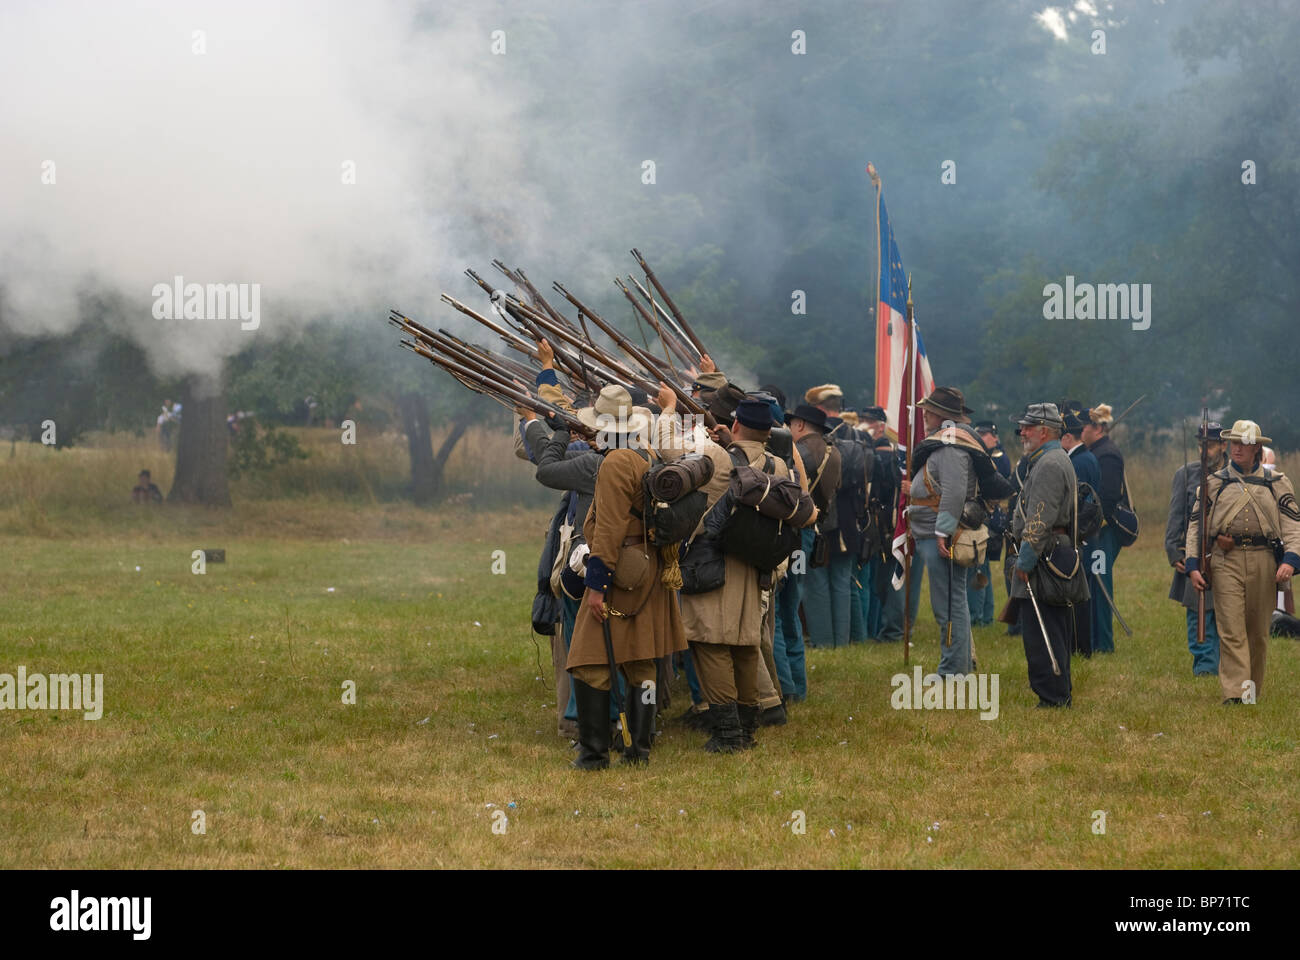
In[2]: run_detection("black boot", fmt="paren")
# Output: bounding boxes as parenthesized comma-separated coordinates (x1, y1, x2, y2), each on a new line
(621, 683, 656, 766)
(759, 702, 787, 727)
(737, 703, 761, 749)
(572, 679, 611, 770)
(673, 702, 712, 731)
(703, 702, 745, 753)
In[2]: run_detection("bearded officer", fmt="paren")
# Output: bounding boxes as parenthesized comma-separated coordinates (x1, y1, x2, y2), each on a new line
(1187, 420, 1300, 704)
(1009, 403, 1088, 707)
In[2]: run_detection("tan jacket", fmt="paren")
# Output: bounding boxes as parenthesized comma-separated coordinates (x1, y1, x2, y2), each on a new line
(567, 447, 686, 668)
(680, 439, 790, 647)
(1186, 464, 1300, 572)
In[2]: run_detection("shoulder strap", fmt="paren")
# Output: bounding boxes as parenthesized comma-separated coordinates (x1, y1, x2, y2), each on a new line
(1070, 458, 1079, 546)
(1212, 473, 1257, 534)
(808, 447, 833, 494)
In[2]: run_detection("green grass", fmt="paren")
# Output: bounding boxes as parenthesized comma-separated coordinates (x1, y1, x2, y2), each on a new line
(1, 502, 1297, 869)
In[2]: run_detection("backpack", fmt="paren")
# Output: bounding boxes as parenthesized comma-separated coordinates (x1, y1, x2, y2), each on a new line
(633, 452, 713, 548)
(828, 423, 875, 521)
(709, 446, 807, 574)
(1076, 480, 1104, 543)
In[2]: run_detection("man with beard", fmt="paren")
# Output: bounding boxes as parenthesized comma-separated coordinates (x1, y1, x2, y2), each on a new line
(1009, 403, 1088, 707)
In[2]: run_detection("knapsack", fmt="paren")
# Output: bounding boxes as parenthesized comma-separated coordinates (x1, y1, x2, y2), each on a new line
(709, 446, 807, 574)
(1076, 480, 1103, 543)
(828, 423, 874, 519)
(636, 452, 713, 547)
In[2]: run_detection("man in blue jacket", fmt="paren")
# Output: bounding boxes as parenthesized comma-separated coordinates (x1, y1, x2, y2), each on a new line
(1061, 410, 1101, 656)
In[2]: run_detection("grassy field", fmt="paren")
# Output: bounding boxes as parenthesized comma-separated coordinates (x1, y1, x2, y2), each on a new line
(1, 438, 1298, 868)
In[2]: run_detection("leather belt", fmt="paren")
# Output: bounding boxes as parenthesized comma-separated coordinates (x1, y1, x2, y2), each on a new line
(622, 536, 645, 546)
(1052, 526, 1068, 534)
(1231, 534, 1269, 547)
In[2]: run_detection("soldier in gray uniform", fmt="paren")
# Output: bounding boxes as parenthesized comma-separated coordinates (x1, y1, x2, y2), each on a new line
(1008, 403, 1089, 707)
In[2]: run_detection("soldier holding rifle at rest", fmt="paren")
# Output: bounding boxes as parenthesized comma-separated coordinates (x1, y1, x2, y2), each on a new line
(1186, 420, 1300, 705)
(1166, 421, 1225, 677)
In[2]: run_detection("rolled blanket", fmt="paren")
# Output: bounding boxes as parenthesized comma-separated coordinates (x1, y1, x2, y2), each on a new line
(649, 452, 715, 502)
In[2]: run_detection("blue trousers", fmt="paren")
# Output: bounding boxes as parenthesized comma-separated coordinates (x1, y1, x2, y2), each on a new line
(804, 550, 854, 648)
(877, 555, 924, 642)
(861, 557, 883, 638)
(966, 559, 995, 624)
(1186, 608, 1221, 675)
(773, 529, 810, 699)
(849, 557, 868, 643)
(916, 537, 973, 675)
(1089, 526, 1121, 653)
(562, 593, 624, 721)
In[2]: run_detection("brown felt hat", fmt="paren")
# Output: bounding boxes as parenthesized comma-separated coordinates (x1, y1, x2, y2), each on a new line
(916, 386, 973, 421)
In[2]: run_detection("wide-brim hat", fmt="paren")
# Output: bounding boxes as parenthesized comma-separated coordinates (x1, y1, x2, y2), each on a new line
(575, 384, 653, 435)
(708, 383, 746, 423)
(1017, 402, 1065, 429)
(805, 383, 844, 406)
(789, 403, 831, 433)
(916, 386, 974, 421)
(1221, 419, 1271, 445)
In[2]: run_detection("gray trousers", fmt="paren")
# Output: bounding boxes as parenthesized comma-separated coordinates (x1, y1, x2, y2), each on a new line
(916, 536, 973, 676)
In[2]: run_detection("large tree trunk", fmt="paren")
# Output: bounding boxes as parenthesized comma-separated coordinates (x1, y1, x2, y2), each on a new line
(167, 374, 231, 506)
(430, 415, 471, 501)
(397, 392, 471, 505)
(398, 392, 436, 505)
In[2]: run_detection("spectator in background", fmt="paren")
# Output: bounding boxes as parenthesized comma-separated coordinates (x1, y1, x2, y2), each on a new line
(132, 469, 163, 503)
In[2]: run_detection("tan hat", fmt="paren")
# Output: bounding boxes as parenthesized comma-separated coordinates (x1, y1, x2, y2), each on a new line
(1220, 419, 1272, 446)
(576, 385, 653, 438)
(805, 383, 844, 405)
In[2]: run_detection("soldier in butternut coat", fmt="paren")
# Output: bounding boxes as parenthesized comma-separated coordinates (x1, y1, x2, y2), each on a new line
(1187, 420, 1300, 704)
(665, 395, 815, 752)
(567, 385, 686, 769)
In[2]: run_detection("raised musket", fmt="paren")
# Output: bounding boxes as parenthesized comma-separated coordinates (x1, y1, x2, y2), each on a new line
(630, 248, 708, 358)
(552, 281, 709, 420)
(628, 275, 699, 366)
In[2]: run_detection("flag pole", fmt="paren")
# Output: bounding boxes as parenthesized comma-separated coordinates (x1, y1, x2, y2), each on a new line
(868, 162, 882, 406)
(902, 273, 914, 666)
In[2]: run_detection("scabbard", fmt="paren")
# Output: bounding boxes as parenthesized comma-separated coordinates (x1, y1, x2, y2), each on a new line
(602, 614, 632, 747)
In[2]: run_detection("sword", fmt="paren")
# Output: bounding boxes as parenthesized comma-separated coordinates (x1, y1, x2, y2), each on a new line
(601, 606, 632, 748)
(1024, 576, 1062, 676)
(1090, 571, 1134, 637)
